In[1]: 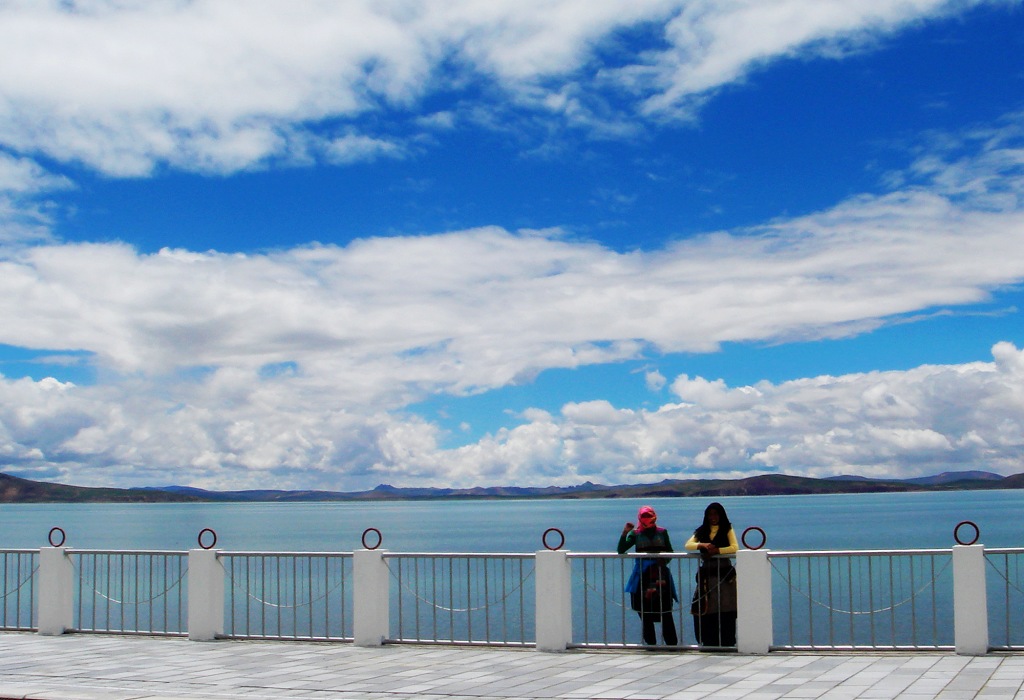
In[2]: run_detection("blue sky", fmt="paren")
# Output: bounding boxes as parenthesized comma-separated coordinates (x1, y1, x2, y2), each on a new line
(1, 1, 1024, 491)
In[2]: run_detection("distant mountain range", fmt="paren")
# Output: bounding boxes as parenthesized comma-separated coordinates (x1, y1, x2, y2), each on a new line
(1, 469, 1021, 503)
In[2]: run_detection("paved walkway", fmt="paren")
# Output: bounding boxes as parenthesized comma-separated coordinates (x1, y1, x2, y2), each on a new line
(1, 634, 1022, 700)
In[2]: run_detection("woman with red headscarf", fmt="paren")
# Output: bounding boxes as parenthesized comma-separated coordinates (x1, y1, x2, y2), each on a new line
(617, 505, 679, 646)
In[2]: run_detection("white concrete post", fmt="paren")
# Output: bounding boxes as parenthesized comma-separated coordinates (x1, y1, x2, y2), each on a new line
(736, 549, 773, 654)
(187, 548, 224, 641)
(37, 547, 74, 635)
(953, 544, 988, 655)
(353, 549, 390, 646)
(535, 549, 572, 652)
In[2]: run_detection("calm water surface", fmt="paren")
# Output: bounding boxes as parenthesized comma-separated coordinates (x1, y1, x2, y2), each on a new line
(2, 490, 1021, 552)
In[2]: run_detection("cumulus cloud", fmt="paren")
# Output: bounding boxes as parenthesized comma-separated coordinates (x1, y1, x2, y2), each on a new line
(2, 117, 1024, 489)
(2, 1, 1024, 490)
(0, 0, 1005, 175)
(6, 342, 1023, 489)
(3, 164, 1023, 397)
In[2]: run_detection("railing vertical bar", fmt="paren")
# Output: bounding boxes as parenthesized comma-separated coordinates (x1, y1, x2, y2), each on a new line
(244, 556, 250, 637)
(9, 553, 17, 629)
(104, 554, 111, 631)
(518, 557, 525, 645)
(501, 558, 508, 643)
(582, 557, 590, 644)
(326, 556, 333, 639)
(786, 558, 793, 646)
(930, 555, 937, 647)
(806, 556, 813, 647)
(8, 553, 16, 628)
(448, 558, 454, 640)
(15, 553, 22, 629)
(132, 554, 139, 632)
(149, 555, 156, 633)
(307, 557, 314, 638)
(484, 558, 491, 643)
(419, 557, 426, 642)
(867, 555, 875, 647)
(181, 553, 186, 634)
(846, 555, 854, 645)
(826, 556, 834, 647)
(1004, 553, 1011, 647)
(397, 557, 405, 639)
(621, 557, 628, 645)
(31, 552, 35, 630)
(7, 554, 13, 628)
(229, 556, 236, 636)
(93, 553, 100, 631)
(884, 556, 892, 646)
(464, 557, 472, 642)
(7, 553, 13, 628)
(81, 554, 88, 631)
(290, 556, 297, 638)
(261, 555, 268, 636)
(275, 555, 282, 637)
(432, 557, 438, 642)
(909, 555, 917, 647)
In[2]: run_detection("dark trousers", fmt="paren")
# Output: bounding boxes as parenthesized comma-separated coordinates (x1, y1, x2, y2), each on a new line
(693, 611, 736, 647)
(640, 611, 678, 646)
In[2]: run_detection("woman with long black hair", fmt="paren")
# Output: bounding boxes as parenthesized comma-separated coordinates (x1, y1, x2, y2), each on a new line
(685, 502, 739, 647)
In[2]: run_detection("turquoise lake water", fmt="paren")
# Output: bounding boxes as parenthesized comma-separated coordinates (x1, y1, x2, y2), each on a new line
(1, 489, 1021, 552)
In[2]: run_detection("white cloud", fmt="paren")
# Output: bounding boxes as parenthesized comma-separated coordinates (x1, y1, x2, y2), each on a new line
(0, 0, 1007, 175)
(644, 369, 667, 392)
(637, 0, 987, 115)
(2, 2, 1024, 491)
(0, 154, 71, 245)
(2, 125, 1024, 489)
(3, 164, 1022, 397)
(12, 339, 1023, 490)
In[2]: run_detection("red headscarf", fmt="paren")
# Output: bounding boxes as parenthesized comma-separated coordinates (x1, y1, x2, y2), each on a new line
(637, 505, 657, 531)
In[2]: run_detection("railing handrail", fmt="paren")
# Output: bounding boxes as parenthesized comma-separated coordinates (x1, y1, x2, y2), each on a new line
(13, 547, 998, 556)
(767, 548, 951, 557)
(219, 551, 354, 558)
(382, 552, 534, 559)
(62, 549, 189, 556)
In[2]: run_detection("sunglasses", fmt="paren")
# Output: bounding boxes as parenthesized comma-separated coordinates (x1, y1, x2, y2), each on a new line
(639, 513, 655, 520)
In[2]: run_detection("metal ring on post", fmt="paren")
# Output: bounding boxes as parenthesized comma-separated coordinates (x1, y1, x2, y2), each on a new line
(742, 526, 766, 550)
(48, 527, 66, 548)
(361, 527, 382, 550)
(954, 520, 980, 546)
(197, 528, 218, 550)
(542, 527, 565, 551)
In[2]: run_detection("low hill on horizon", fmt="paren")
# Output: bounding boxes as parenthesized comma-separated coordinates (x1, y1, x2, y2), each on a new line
(1, 469, 1018, 503)
(0, 471, 203, 503)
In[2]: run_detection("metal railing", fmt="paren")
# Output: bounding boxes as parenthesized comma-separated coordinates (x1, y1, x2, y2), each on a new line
(985, 548, 1024, 651)
(768, 549, 954, 650)
(70, 550, 188, 636)
(0, 549, 37, 631)
(8, 541, 1020, 652)
(383, 553, 535, 646)
(220, 552, 353, 641)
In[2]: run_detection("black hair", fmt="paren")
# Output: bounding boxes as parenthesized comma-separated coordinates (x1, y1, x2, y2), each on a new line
(694, 501, 732, 541)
